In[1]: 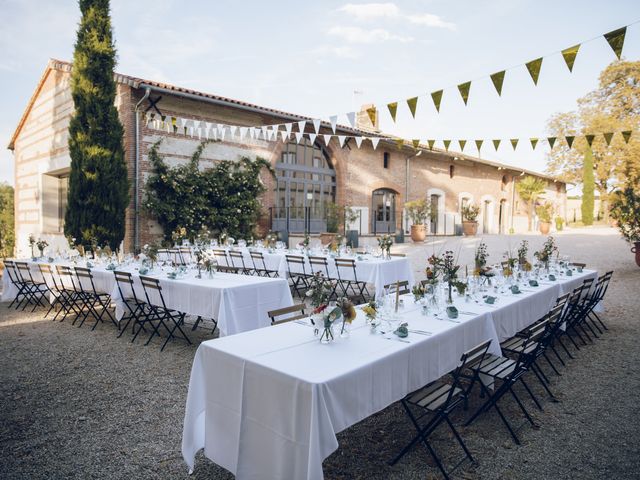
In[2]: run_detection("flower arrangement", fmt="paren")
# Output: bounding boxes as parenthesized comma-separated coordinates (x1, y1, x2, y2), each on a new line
(264, 231, 278, 248)
(411, 284, 425, 302)
(306, 272, 333, 313)
(378, 234, 393, 258)
(36, 239, 49, 257)
(473, 242, 492, 276)
(329, 234, 344, 252)
(142, 243, 159, 268)
(534, 236, 559, 265)
(362, 300, 377, 322)
(302, 234, 310, 249)
(337, 297, 356, 335)
(453, 280, 467, 296)
(442, 250, 460, 303)
(517, 240, 532, 271)
(172, 226, 187, 245)
(425, 254, 443, 285)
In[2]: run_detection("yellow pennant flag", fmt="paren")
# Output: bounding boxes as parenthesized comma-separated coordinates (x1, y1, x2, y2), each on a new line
(510, 138, 519, 150)
(395, 138, 405, 149)
(585, 134, 595, 147)
(412, 139, 421, 149)
(366, 106, 378, 126)
(493, 139, 501, 151)
(475, 139, 484, 152)
(431, 90, 443, 112)
(525, 57, 543, 85)
(604, 27, 626, 60)
(547, 137, 557, 149)
(565, 135, 575, 148)
(603, 132, 614, 146)
(490, 71, 506, 96)
(387, 102, 398, 122)
(407, 97, 419, 118)
(427, 139, 436, 150)
(622, 130, 632, 143)
(561, 44, 581, 72)
(457, 81, 471, 105)
(443, 139, 451, 151)
(171, 117, 177, 133)
(458, 139, 467, 151)
(530, 138, 539, 150)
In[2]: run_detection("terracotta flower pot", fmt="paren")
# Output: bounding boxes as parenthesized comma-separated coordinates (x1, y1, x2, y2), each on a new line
(319, 233, 336, 246)
(632, 241, 640, 267)
(462, 221, 478, 236)
(410, 224, 427, 242)
(539, 222, 551, 235)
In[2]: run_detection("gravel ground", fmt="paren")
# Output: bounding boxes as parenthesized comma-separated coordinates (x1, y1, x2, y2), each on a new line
(1, 227, 639, 480)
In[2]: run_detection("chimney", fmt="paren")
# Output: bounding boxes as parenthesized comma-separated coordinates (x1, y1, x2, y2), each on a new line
(356, 103, 380, 132)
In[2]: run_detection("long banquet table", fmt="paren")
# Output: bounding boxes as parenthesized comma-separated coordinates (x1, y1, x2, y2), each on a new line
(1, 259, 293, 337)
(182, 268, 599, 479)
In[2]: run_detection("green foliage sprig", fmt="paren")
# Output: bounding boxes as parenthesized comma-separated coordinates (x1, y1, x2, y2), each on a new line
(461, 203, 480, 222)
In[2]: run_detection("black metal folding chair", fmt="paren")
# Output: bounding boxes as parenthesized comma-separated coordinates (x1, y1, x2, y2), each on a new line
(390, 339, 493, 479)
(15, 261, 49, 312)
(285, 255, 312, 298)
(249, 251, 279, 278)
(216, 265, 240, 274)
(228, 250, 254, 275)
(268, 304, 307, 325)
(113, 270, 150, 339)
(308, 256, 338, 299)
(54, 264, 84, 323)
(74, 267, 117, 330)
(212, 249, 230, 267)
(334, 257, 370, 303)
(3, 260, 30, 310)
(384, 280, 411, 295)
(583, 271, 613, 333)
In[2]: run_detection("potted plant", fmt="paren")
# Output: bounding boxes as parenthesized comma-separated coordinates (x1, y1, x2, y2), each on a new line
(404, 198, 431, 242)
(461, 203, 480, 236)
(344, 205, 360, 248)
(610, 183, 640, 267)
(536, 202, 554, 235)
(555, 216, 564, 231)
(320, 202, 342, 246)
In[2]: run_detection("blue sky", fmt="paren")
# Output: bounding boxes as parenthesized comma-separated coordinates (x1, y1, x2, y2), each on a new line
(1, 0, 639, 186)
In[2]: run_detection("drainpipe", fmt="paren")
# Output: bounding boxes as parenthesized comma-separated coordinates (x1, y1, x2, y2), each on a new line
(134, 87, 151, 253)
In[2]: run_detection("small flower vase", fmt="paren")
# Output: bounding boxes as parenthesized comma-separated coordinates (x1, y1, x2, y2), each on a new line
(340, 320, 351, 338)
(447, 282, 454, 304)
(196, 266, 202, 279)
(38, 248, 44, 258)
(208, 269, 214, 279)
(320, 316, 335, 344)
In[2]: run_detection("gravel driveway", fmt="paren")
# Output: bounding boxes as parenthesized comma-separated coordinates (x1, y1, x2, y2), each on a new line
(1, 227, 638, 479)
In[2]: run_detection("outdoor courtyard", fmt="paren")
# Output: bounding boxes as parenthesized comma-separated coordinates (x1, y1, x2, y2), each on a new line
(1, 228, 638, 480)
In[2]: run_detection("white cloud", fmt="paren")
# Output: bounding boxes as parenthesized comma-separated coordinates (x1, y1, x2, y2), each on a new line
(336, 2, 456, 30)
(327, 26, 413, 44)
(312, 45, 360, 59)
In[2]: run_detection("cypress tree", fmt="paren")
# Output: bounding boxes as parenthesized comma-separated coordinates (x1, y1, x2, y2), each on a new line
(581, 147, 595, 226)
(65, 0, 129, 249)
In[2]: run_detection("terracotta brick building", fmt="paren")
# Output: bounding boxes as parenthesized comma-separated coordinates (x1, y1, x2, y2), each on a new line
(8, 59, 567, 256)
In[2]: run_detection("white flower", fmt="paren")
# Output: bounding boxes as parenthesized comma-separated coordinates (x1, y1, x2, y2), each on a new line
(306, 290, 313, 297)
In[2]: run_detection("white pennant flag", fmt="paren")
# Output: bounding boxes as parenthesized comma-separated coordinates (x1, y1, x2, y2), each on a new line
(294, 132, 303, 143)
(312, 118, 321, 133)
(239, 127, 248, 139)
(308, 133, 317, 144)
(166, 117, 172, 133)
(354, 136, 363, 148)
(323, 134, 332, 145)
(178, 117, 187, 132)
(284, 123, 293, 135)
(337, 135, 346, 147)
(217, 126, 224, 140)
(370, 137, 380, 150)
(261, 126, 268, 138)
(297, 120, 306, 133)
(230, 125, 238, 138)
(281, 131, 289, 142)
(329, 115, 337, 133)
(346, 112, 356, 128)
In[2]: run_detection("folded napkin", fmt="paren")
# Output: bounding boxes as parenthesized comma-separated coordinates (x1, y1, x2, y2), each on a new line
(529, 279, 539, 287)
(565, 269, 573, 276)
(485, 296, 497, 304)
(394, 323, 409, 338)
(139, 267, 149, 275)
(548, 274, 556, 281)
(446, 306, 459, 319)
(510, 285, 521, 294)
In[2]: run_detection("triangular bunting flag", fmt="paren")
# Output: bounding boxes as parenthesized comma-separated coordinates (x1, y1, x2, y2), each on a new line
(427, 139, 436, 150)
(407, 97, 418, 118)
(239, 127, 248, 139)
(337, 135, 346, 148)
(604, 27, 626, 59)
(547, 137, 557, 149)
(346, 112, 356, 128)
(230, 125, 238, 137)
(511, 138, 519, 150)
(395, 138, 404, 149)
(490, 71, 505, 96)
(443, 139, 451, 151)
(561, 44, 580, 72)
(329, 116, 337, 133)
(354, 136, 363, 148)
(525, 57, 543, 85)
(585, 134, 595, 147)
(565, 135, 575, 148)
(366, 106, 378, 126)
(603, 132, 614, 146)
(475, 139, 484, 152)
(458, 139, 467, 151)
(323, 134, 332, 145)
(295, 132, 303, 143)
(308, 133, 317, 144)
(370, 137, 380, 150)
(281, 131, 289, 142)
(493, 139, 501, 151)
(412, 139, 420, 149)
(387, 102, 398, 122)
(622, 130, 632, 143)
(218, 127, 226, 140)
(431, 90, 443, 112)
(312, 119, 321, 133)
(297, 120, 307, 133)
(171, 117, 177, 133)
(457, 81, 471, 105)
(530, 138, 539, 150)
(284, 123, 292, 135)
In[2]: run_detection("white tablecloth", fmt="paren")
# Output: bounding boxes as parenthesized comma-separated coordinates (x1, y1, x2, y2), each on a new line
(182, 268, 600, 479)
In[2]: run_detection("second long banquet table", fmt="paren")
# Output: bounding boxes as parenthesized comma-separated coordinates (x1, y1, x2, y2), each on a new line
(182, 268, 599, 479)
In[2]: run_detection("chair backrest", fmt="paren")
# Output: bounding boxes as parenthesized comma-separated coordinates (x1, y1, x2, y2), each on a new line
(217, 265, 240, 274)
(3, 260, 20, 284)
(285, 255, 307, 276)
(445, 339, 492, 408)
(74, 266, 96, 293)
(55, 264, 78, 291)
(384, 280, 410, 295)
(389, 253, 406, 258)
(167, 248, 184, 265)
(179, 247, 193, 263)
(334, 257, 358, 281)
(250, 250, 267, 270)
(569, 262, 587, 269)
(213, 249, 229, 266)
(516, 318, 551, 366)
(268, 304, 306, 325)
(15, 261, 35, 283)
(592, 271, 613, 303)
(308, 256, 330, 276)
(139, 275, 168, 310)
(37, 263, 59, 291)
(113, 270, 141, 304)
(228, 250, 247, 269)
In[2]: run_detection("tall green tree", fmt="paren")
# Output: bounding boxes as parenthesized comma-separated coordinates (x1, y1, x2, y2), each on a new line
(581, 148, 595, 225)
(516, 175, 547, 231)
(546, 60, 640, 220)
(64, 0, 129, 249)
(0, 182, 15, 258)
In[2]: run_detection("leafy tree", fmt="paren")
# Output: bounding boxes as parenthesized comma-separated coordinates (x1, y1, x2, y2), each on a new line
(582, 148, 595, 225)
(516, 175, 547, 231)
(0, 183, 15, 258)
(64, 0, 129, 249)
(546, 60, 640, 220)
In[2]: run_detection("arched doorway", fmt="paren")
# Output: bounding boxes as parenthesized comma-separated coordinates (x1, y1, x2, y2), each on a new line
(427, 188, 446, 235)
(498, 199, 507, 234)
(372, 188, 396, 234)
(480, 195, 495, 234)
(273, 138, 336, 233)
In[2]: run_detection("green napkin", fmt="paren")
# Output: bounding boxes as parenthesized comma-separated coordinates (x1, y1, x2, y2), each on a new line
(446, 306, 459, 319)
(139, 267, 149, 275)
(511, 285, 521, 294)
(394, 322, 409, 338)
(577, 267, 583, 273)
(566, 269, 573, 276)
(485, 296, 497, 304)
(529, 280, 539, 287)
(548, 274, 556, 281)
